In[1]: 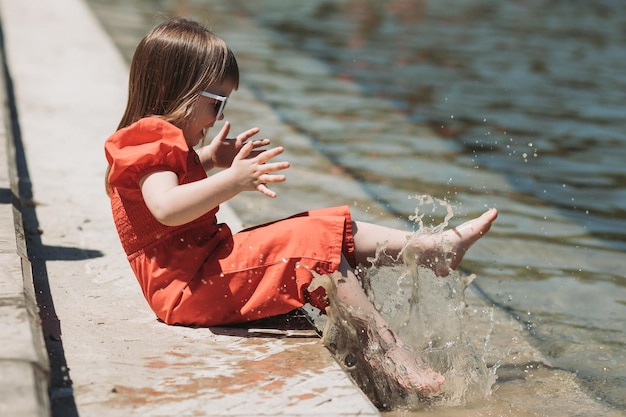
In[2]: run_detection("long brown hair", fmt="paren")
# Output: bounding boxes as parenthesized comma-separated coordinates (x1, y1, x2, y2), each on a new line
(106, 17, 239, 194)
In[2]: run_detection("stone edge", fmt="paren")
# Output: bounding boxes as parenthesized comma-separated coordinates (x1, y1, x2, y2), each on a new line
(0, 10, 51, 417)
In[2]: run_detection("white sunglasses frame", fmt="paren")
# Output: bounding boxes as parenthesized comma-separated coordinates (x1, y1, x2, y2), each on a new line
(200, 91, 228, 120)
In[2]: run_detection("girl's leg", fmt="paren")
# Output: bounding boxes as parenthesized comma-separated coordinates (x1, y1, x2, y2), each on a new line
(352, 208, 498, 276)
(334, 256, 445, 396)
(327, 209, 497, 396)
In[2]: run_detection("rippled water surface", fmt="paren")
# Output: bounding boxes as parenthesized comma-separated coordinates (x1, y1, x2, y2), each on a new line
(87, 0, 625, 414)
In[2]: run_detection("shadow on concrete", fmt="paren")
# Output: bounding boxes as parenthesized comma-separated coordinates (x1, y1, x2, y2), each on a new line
(176, 309, 322, 339)
(36, 245, 103, 262)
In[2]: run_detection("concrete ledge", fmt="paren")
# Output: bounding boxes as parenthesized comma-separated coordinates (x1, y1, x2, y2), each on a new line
(0, 19, 51, 416)
(0, 361, 47, 417)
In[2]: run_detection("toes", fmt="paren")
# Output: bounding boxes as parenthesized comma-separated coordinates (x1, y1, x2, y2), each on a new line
(435, 262, 451, 277)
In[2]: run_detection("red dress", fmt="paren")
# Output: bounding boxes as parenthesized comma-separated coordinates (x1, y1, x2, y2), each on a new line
(105, 117, 356, 326)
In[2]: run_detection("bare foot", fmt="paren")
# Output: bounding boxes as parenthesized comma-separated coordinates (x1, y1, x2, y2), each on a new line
(385, 345, 445, 396)
(409, 208, 498, 277)
(364, 325, 445, 397)
(365, 341, 445, 397)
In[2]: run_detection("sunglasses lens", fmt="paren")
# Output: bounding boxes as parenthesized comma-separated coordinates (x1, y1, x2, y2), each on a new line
(214, 99, 226, 118)
(201, 92, 227, 118)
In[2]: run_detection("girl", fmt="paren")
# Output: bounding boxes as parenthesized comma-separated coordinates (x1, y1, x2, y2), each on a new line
(104, 17, 497, 396)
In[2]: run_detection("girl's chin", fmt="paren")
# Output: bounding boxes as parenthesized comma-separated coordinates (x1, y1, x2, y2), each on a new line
(196, 128, 210, 145)
(186, 135, 202, 148)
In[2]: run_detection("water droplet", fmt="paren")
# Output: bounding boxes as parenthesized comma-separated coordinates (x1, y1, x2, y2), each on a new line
(344, 352, 357, 369)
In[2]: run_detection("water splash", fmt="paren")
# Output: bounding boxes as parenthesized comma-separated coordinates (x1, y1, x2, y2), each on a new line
(310, 196, 499, 410)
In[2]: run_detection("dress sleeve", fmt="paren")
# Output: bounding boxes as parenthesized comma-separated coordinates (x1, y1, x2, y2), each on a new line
(105, 117, 190, 191)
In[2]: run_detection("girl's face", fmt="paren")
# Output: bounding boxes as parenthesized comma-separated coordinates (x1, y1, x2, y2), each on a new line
(183, 79, 235, 147)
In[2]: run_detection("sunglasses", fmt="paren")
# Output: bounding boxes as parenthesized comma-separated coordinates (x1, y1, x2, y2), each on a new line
(200, 91, 228, 119)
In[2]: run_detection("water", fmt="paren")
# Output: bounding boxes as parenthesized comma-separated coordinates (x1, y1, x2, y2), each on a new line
(86, 0, 625, 414)
(311, 201, 499, 410)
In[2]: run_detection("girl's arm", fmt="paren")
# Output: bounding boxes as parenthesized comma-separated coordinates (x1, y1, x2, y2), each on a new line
(198, 121, 270, 171)
(140, 141, 289, 226)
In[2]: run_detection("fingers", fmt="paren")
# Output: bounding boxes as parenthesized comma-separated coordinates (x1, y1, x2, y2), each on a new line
(256, 169, 288, 196)
(217, 124, 267, 147)
(259, 163, 289, 179)
(233, 140, 256, 160)
(212, 121, 231, 142)
(257, 145, 284, 163)
(236, 142, 285, 164)
(230, 139, 289, 197)
(231, 127, 262, 147)
(238, 126, 260, 141)
(254, 162, 289, 198)
(250, 138, 271, 148)
(256, 184, 277, 198)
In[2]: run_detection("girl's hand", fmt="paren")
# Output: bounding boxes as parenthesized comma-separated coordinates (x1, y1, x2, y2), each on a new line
(230, 141, 290, 198)
(203, 121, 270, 170)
